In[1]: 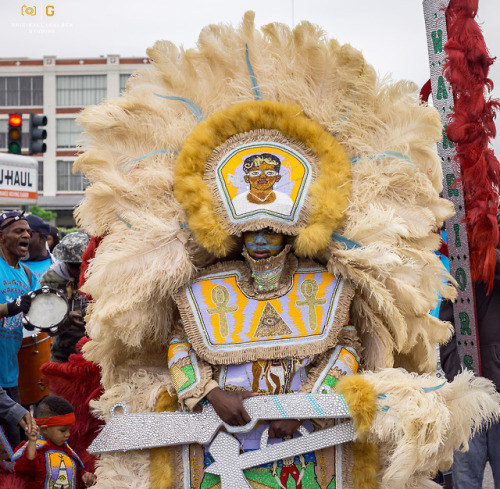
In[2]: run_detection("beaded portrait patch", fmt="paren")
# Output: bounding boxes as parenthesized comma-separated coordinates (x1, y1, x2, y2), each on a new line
(175, 261, 353, 364)
(207, 130, 316, 232)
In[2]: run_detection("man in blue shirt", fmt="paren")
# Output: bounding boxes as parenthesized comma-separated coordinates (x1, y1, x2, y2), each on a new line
(0, 211, 38, 449)
(23, 214, 53, 284)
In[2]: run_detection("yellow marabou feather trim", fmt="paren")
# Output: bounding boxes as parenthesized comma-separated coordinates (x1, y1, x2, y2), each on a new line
(352, 441, 380, 489)
(336, 373, 378, 437)
(337, 374, 380, 488)
(150, 389, 178, 489)
(174, 100, 351, 257)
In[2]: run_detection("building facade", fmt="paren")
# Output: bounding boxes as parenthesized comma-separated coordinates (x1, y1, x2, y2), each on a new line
(0, 55, 150, 226)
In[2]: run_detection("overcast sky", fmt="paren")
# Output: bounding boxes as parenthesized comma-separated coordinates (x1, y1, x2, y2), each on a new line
(1, 0, 499, 154)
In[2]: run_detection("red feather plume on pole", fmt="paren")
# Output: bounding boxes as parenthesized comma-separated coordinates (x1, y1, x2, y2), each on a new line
(444, 0, 500, 292)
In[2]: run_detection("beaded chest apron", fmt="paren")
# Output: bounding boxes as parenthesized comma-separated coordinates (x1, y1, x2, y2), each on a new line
(175, 260, 354, 365)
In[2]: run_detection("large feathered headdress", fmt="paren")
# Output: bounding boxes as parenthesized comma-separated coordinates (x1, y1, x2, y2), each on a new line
(74, 12, 456, 486)
(76, 11, 455, 382)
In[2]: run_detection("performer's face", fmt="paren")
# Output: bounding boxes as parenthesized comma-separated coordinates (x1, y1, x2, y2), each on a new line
(244, 161, 281, 192)
(243, 229, 286, 260)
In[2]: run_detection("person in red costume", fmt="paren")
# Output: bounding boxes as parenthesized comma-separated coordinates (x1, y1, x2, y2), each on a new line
(13, 396, 96, 488)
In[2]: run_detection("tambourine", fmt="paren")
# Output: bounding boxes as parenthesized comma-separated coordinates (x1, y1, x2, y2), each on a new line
(22, 286, 69, 335)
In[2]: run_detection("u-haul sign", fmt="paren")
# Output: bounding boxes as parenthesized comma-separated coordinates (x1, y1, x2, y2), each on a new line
(0, 153, 38, 205)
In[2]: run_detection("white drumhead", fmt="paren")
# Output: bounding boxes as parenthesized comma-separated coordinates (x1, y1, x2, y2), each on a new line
(26, 292, 68, 329)
(22, 327, 36, 338)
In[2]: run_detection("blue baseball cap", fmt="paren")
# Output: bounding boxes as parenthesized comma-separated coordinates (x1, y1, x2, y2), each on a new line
(26, 214, 51, 238)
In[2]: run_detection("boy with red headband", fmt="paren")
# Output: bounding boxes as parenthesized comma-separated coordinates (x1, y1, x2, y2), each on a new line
(13, 395, 96, 487)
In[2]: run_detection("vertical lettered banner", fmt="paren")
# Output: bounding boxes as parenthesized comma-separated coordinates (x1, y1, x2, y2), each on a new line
(423, 0, 480, 375)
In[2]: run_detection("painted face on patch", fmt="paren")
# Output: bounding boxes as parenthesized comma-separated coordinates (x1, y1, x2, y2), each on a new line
(244, 160, 281, 192)
(243, 229, 286, 260)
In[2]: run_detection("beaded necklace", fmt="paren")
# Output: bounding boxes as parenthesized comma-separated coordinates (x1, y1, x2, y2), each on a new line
(251, 262, 285, 291)
(243, 244, 291, 292)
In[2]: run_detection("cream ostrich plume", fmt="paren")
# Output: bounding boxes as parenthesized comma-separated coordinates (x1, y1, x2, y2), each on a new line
(358, 369, 500, 489)
(75, 13, 454, 389)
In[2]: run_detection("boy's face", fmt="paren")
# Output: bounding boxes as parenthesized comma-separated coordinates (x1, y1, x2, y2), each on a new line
(41, 425, 72, 446)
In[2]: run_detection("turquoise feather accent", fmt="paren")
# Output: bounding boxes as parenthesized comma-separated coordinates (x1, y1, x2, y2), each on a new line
(123, 148, 177, 169)
(153, 92, 204, 121)
(245, 44, 262, 100)
(114, 212, 132, 228)
(331, 232, 362, 250)
(350, 151, 413, 165)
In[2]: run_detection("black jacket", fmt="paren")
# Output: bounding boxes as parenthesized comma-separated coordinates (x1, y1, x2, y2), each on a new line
(439, 250, 500, 391)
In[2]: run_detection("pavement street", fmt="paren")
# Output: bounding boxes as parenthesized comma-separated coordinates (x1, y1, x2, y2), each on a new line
(484, 463, 494, 489)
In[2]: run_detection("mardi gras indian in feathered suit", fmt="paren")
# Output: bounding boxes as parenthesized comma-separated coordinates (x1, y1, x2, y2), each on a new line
(73, 12, 500, 489)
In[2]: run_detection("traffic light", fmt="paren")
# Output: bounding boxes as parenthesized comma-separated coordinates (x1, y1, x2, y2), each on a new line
(28, 114, 47, 155)
(7, 113, 22, 154)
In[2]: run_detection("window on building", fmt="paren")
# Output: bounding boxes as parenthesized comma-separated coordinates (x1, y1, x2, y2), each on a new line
(120, 74, 131, 92)
(0, 118, 29, 149)
(38, 161, 43, 192)
(57, 160, 89, 192)
(0, 119, 7, 149)
(56, 119, 82, 148)
(56, 75, 106, 107)
(0, 77, 43, 106)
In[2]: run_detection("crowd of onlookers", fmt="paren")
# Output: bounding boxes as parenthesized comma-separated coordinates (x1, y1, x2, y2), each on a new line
(0, 210, 95, 487)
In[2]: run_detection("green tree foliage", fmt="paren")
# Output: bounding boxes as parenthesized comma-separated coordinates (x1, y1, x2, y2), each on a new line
(29, 205, 57, 222)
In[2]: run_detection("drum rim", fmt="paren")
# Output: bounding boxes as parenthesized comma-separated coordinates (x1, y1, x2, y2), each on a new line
(20, 332, 51, 348)
(22, 286, 70, 333)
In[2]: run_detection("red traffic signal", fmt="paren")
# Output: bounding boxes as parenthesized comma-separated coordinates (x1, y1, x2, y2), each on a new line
(8, 114, 22, 127)
(8, 114, 23, 154)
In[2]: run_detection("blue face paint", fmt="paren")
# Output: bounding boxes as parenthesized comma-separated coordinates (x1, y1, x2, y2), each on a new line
(244, 241, 284, 252)
(243, 230, 286, 260)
